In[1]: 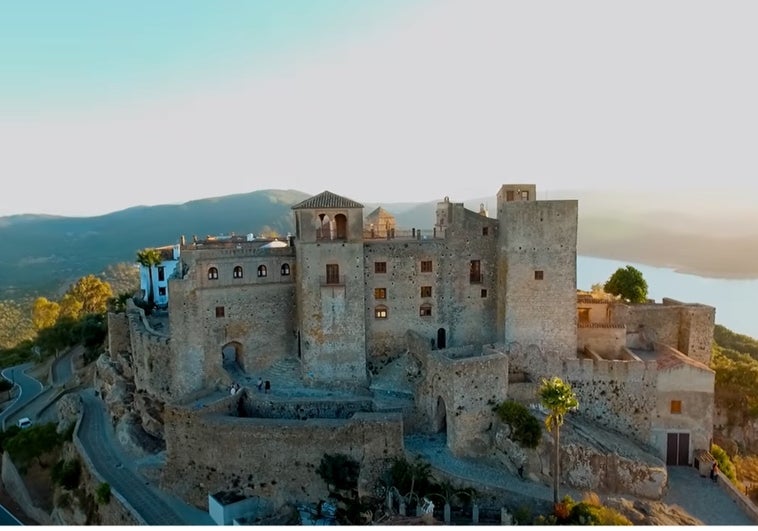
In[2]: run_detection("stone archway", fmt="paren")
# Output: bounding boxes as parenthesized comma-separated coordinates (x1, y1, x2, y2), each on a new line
(435, 395, 447, 434)
(221, 341, 244, 371)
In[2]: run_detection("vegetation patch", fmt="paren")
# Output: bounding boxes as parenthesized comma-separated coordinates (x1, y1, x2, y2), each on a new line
(493, 400, 541, 448)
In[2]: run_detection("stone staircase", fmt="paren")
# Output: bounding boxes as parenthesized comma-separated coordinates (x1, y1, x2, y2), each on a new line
(262, 357, 302, 387)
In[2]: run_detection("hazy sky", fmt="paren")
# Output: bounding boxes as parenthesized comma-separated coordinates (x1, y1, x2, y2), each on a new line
(2, 0, 757, 217)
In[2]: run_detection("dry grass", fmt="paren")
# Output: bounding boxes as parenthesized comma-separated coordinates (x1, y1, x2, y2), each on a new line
(734, 455, 758, 503)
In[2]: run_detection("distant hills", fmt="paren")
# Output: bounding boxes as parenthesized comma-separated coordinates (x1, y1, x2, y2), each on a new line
(2, 187, 757, 300)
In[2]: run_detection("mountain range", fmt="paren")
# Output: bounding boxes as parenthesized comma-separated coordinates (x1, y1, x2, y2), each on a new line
(2, 187, 757, 300)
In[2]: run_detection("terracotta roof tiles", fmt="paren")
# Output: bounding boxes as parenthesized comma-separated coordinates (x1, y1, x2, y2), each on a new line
(291, 190, 364, 210)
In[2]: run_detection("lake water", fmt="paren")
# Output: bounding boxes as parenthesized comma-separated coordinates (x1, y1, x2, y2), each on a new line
(577, 256, 758, 339)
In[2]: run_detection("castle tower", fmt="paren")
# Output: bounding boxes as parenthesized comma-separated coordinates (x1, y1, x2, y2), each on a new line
(496, 184, 578, 358)
(291, 191, 368, 386)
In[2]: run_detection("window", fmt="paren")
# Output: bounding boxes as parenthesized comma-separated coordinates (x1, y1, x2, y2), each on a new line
(208, 267, 219, 280)
(215, 306, 225, 318)
(506, 190, 515, 201)
(374, 306, 388, 319)
(470, 260, 482, 283)
(374, 288, 387, 300)
(281, 263, 291, 276)
(420, 286, 432, 298)
(421, 260, 433, 273)
(670, 400, 682, 414)
(233, 266, 244, 279)
(534, 270, 544, 280)
(521, 190, 529, 200)
(158, 287, 167, 296)
(158, 266, 165, 281)
(326, 264, 340, 284)
(481, 289, 487, 298)
(482, 227, 489, 236)
(257, 265, 267, 277)
(578, 308, 590, 325)
(420, 304, 432, 317)
(375, 261, 387, 274)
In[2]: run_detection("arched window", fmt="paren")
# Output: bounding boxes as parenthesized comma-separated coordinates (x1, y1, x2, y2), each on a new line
(257, 265, 267, 277)
(335, 213, 347, 239)
(281, 263, 290, 276)
(233, 266, 244, 279)
(208, 267, 219, 280)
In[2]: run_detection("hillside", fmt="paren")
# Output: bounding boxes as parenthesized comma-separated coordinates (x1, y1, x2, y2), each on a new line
(2, 187, 758, 300)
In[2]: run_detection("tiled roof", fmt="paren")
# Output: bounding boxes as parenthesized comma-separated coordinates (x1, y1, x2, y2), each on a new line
(291, 190, 364, 210)
(366, 206, 395, 219)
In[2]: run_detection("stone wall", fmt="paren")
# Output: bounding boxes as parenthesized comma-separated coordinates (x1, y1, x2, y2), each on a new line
(609, 299, 715, 365)
(241, 395, 374, 420)
(162, 407, 404, 509)
(363, 206, 498, 360)
(416, 347, 508, 457)
(296, 240, 367, 385)
(106, 312, 130, 358)
(577, 324, 626, 358)
(126, 304, 176, 402)
(499, 200, 578, 358)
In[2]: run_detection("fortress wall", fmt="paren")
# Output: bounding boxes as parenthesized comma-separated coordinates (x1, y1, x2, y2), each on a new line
(296, 241, 367, 384)
(420, 351, 509, 457)
(364, 215, 498, 361)
(500, 200, 578, 358)
(577, 325, 626, 358)
(166, 279, 206, 396)
(609, 303, 681, 350)
(106, 312, 130, 357)
(561, 358, 658, 445)
(677, 304, 716, 365)
(126, 306, 176, 402)
(162, 409, 404, 509)
(241, 395, 374, 419)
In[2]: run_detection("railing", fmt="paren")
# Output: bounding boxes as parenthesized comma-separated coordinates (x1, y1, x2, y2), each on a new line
(362, 228, 445, 241)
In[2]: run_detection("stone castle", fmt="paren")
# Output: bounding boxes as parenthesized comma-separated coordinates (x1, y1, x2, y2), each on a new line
(104, 183, 716, 513)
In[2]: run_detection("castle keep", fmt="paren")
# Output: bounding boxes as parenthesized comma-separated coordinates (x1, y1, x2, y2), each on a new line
(111, 183, 716, 510)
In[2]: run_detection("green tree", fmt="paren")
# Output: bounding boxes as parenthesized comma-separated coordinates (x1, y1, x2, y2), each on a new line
(31, 297, 61, 331)
(539, 376, 579, 504)
(603, 265, 648, 303)
(711, 443, 737, 483)
(136, 248, 163, 309)
(494, 400, 542, 449)
(4, 422, 61, 469)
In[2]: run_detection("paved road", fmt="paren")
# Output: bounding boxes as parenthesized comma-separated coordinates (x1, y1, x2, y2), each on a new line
(0, 504, 22, 526)
(51, 347, 77, 387)
(78, 390, 213, 525)
(0, 362, 43, 430)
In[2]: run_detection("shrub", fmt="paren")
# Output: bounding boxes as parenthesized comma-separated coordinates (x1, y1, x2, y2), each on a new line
(317, 454, 360, 493)
(95, 482, 111, 505)
(493, 400, 542, 448)
(711, 443, 738, 483)
(551, 494, 632, 526)
(52, 459, 81, 490)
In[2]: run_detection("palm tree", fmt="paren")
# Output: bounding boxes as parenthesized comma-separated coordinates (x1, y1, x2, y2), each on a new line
(136, 248, 163, 310)
(539, 376, 579, 504)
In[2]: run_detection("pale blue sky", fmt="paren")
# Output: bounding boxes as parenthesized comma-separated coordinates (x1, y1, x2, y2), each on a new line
(1, 0, 757, 217)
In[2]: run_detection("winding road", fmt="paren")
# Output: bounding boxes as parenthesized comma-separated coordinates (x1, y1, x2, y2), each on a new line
(0, 362, 43, 430)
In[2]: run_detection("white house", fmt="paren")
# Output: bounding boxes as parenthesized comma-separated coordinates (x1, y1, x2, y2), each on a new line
(139, 244, 180, 308)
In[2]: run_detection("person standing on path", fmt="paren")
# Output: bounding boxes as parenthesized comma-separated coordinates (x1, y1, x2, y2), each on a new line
(711, 462, 719, 484)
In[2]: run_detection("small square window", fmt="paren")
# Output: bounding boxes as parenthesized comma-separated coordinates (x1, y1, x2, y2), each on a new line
(482, 227, 489, 236)
(215, 306, 225, 318)
(481, 289, 487, 298)
(420, 286, 432, 298)
(420, 304, 432, 317)
(158, 287, 167, 296)
(374, 288, 387, 300)
(670, 400, 682, 414)
(534, 270, 544, 280)
(375, 261, 387, 274)
(420, 260, 433, 273)
(375, 307, 388, 319)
